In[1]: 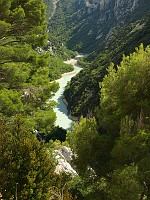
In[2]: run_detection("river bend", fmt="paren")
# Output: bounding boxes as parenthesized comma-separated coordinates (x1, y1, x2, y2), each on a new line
(52, 55, 83, 130)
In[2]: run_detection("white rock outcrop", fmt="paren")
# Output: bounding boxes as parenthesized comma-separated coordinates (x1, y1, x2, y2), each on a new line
(54, 146, 77, 176)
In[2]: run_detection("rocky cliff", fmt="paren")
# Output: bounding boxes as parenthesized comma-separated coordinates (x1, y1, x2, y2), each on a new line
(48, 0, 150, 53)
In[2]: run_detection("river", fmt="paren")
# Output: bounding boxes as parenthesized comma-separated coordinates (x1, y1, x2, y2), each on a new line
(52, 55, 83, 130)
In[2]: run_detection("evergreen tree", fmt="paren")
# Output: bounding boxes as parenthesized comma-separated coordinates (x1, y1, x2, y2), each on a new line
(67, 117, 113, 176)
(67, 45, 150, 199)
(107, 165, 142, 200)
(0, 116, 57, 200)
(0, 0, 59, 134)
(99, 44, 150, 133)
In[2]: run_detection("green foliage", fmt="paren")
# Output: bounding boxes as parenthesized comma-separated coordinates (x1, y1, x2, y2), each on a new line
(112, 125, 149, 165)
(0, 62, 31, 89)
(1, 0, 150, 199)
(99, 44, 150, 132)
(48, 0, 150, 54)
(0, 116, 57, 200)
(34, 109, 56, 134)
(67, 117, 99, 172)
(1, 0, 48, 47)
(0, 0, 81, 199)
(0, 0, 12, 20)
(47, 0, 76, 43)
(62, 9, 150, 118)
(0, 20, 11, 38)
(44, 0, 54, 21)
(138, 155, 150, 193)
(66, 46, 150, 199)
(0, 0, 62, 135)
(107, 165, 142, 200)
(10, 5, 25, 23)
(64, 63, 106, 117)
(68, 175, 106, 200)
(48, 55, 74, 80)
(47, 34, 77, 59)
(0, 89, 23, 117)
(67, 117, 113, 176)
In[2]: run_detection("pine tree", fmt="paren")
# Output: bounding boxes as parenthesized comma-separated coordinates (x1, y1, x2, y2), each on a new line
(0, 116, 57, 199)
(0, 0, 59, 134)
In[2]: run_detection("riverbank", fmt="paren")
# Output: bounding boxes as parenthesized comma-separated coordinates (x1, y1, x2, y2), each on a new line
(62, 95, 78, 121)
(57, 70, 76, 80)
(61, 56, 82, 121)
(53, 56, 83, 82)
(51, 55, 83, 129)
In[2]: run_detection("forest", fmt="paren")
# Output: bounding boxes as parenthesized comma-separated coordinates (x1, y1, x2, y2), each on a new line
(64, 13, 150, 117)
(0, 0, 150, 200)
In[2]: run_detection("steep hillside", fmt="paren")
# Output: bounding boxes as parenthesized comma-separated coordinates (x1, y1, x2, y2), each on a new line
(48, 0, 150, 53)
(44, 0, 54, 20)
(64, 14, 150, 117)
(47, 0, 150, 117)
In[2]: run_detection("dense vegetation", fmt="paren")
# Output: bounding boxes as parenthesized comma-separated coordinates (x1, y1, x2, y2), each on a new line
(48, 0, 150, 53)
(0, 0, 75, 199)
(48, 54, 74, 80)
(48, 0, 150, 117)
(0, 117, 57, 199)
(1, 0, 150, 199)
(44, 0, 54, 20)
(48, 0, 83, 45)
(0, 0, 58, 128)
(66, 45, 150, 199)
(64, 13, 150, 117)
(46, 35, 77, 60)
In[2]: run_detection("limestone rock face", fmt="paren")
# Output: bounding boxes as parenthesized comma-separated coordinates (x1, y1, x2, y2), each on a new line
(73, 0, 142, 52)
(85, 0, 111, 11)
(113, 0, 139, 20)
(48, 0, 150, 52)
(85, 0, 99, 12)
(84, 0, 139, 18)
(54, 146, 77, 176)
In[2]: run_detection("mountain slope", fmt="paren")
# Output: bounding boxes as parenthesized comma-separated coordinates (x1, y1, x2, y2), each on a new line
(47, 0, 150, 117)
(48, 0, 150, 53)
(64, 14, 150, 117)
